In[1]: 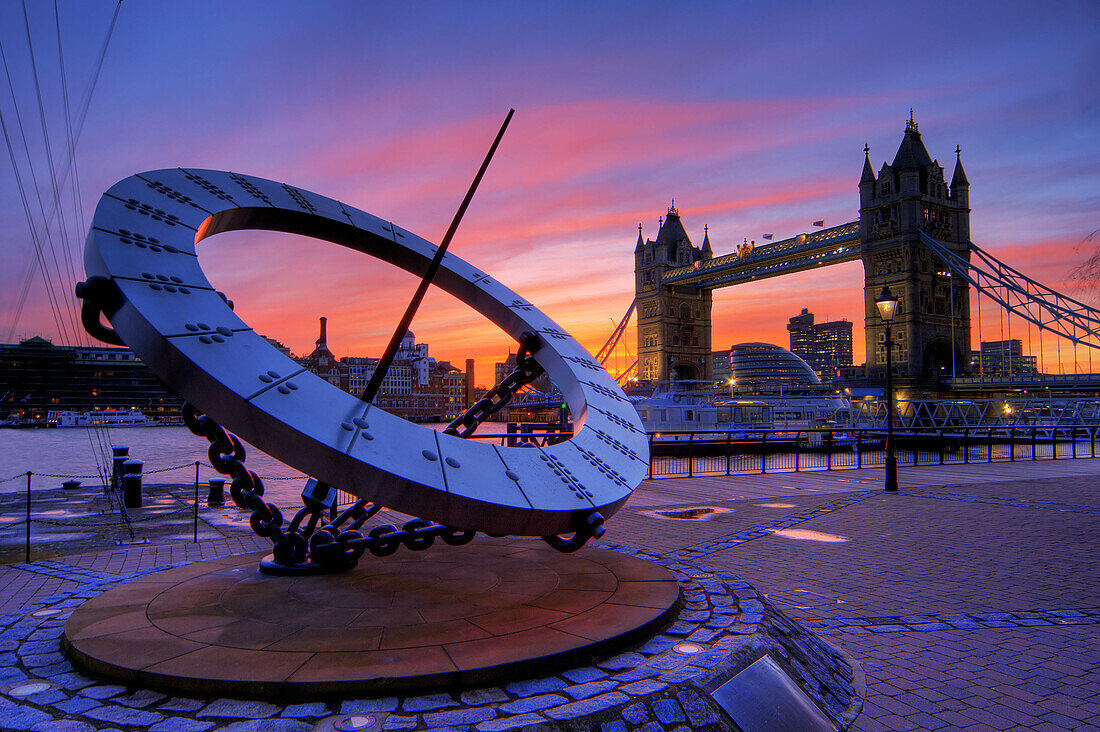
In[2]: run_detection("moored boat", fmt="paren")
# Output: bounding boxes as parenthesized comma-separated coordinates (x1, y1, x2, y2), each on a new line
(46, 409, 150, 427)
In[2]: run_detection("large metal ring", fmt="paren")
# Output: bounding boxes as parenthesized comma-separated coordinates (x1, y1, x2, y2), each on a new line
(82, 169, 648, 536)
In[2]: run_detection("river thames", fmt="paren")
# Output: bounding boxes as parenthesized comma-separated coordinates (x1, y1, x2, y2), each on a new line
(0, 424, 488, 504)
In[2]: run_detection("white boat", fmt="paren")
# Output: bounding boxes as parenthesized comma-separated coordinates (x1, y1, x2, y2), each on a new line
(46, 409, 150, 427)
(633, 380, 852, 446)
(633, 381, 767, 439)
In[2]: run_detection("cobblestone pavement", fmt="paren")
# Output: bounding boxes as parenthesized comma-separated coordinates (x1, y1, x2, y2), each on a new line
(0, 459, 1096, 731)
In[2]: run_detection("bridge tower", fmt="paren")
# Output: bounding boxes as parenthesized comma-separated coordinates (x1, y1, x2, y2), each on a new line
(635, 203, 713, 383)
(860, 115, 972, 381)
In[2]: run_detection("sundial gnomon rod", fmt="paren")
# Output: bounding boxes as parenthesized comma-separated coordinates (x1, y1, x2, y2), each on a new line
(361, 108, 516, 405)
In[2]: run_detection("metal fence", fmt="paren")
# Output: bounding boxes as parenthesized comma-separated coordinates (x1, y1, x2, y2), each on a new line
(331, 424, 1099, 500)
(646, 426, 1100, 479)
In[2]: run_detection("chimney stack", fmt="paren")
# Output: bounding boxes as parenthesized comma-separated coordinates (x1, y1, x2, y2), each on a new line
(465, 358, 476, 408)
(317, 317, 328, 346)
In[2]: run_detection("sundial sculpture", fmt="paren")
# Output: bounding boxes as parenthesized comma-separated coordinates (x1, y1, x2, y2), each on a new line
(76, 133, 648, 571)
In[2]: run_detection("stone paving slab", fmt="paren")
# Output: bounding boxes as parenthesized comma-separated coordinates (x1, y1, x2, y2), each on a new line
(617, 463, 1100, 730)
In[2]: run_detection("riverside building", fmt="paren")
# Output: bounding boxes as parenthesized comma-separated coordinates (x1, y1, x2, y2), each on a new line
(303, 317, 468, 423)
(0, 336, 183, 423)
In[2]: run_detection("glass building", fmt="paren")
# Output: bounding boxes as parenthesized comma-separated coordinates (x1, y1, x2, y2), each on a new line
(729, 342, 821, 393)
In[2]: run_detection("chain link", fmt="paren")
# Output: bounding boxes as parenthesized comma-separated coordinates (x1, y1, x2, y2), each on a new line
(180, 403, 480, 569)
(183, 403, 288, 555)
(31, 462, 194, 480)
(445, 331, 544, 439)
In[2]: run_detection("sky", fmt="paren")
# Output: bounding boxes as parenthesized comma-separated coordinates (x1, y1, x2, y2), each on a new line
(1, 0, 1097, 385)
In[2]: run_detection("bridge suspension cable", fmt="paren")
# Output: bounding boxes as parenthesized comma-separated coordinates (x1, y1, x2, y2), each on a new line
(919, 231, 1100, 350)
(595, 298, 636, 365)
(614, 360, 637, 387)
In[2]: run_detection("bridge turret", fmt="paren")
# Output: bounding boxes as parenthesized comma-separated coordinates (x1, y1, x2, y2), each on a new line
(859, 144, 877, 239)
(951, 147, 971, 243)
(702, 225, 713, 259)
(861, 114, 972, 384)
(635, 203, 713, 384)
(951, 147, 970, 204)
(860, 143, 876, 188)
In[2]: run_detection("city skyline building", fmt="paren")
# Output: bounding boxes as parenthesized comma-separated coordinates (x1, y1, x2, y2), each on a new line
(711, 350, 732, 386)
(303, 317, 467, 423)
(969, 339, 1038, 377)
(0, 336, 182, 421)
(787, 308, 854, 379)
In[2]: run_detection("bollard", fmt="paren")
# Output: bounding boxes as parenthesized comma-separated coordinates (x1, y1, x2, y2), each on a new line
(207, 478, 226, 506)
(111, 446, 130, 490)
(121, 459, 143, 508)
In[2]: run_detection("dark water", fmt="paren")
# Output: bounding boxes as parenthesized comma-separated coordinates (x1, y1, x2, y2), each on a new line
(0, 423, 500, 505)
(0, 426, 303, 502)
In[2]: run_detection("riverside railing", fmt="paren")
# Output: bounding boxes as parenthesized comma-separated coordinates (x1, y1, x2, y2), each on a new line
(644, 425, 1099, 479)
(6, 425, 1095, 561)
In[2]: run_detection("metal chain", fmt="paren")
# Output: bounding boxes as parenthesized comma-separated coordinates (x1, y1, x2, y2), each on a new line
(445, 331, 544, 438)
(300, 502, 476, 566)
(181, 403, 477, 568)
(31, 462, 195, 479)
(182, 403, 288, 556)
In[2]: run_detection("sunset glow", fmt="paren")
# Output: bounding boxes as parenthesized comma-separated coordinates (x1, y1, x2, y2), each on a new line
(1, 1, 1096, 384)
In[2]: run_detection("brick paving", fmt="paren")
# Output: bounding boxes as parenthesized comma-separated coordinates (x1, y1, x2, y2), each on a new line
(0, 458, 1096, 730)
(616, 460, 1100, 730)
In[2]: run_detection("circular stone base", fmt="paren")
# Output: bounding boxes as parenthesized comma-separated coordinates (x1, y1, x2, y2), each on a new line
(61, 538, 681, 699)
(258, 553, 357, 576)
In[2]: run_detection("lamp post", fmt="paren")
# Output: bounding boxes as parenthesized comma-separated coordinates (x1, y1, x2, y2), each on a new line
(876, 286, 899, 493)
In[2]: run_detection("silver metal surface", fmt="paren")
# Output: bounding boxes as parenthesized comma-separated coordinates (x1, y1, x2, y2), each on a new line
(83, 169, 648, 536)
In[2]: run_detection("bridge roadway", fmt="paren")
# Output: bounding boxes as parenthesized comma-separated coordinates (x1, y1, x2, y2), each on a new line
(662, 220, 861, 289)
(0, 458, 1095, 730)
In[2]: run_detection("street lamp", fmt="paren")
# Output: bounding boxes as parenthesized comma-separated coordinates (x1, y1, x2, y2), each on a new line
(875, 285, 899, 493)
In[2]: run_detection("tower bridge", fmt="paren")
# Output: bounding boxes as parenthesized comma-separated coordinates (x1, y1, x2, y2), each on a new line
(622, 115, 1100, 390)
(661, 220, 861, 289)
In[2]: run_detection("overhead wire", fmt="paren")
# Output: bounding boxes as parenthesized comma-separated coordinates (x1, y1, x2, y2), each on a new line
(20, 0, 79, 344)
(2, 1, 123, 473)
(0, 79, 70, 346)
(54, 0, 85, 329)
(4, 0, 121, 344)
